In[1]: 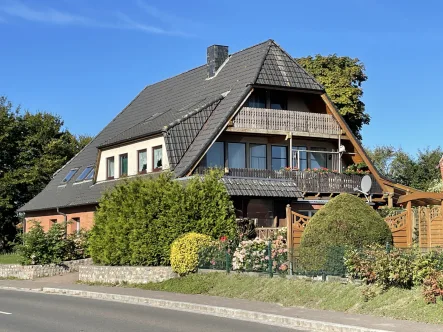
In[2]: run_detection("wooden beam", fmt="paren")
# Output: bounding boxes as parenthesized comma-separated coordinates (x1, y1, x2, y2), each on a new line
(320, 94, 387, 193)
(397, 192, 443, 205)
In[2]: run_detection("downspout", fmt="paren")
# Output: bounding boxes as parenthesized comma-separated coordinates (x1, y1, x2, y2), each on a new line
(56, 207, 68, 238)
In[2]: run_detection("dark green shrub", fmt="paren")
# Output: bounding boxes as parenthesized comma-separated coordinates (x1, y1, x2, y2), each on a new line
(89, 171, 237, 266)
(15, 221, 89, 265)
(299, 193, 392, 272)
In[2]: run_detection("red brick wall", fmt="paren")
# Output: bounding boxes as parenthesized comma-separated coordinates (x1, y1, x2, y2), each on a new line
(24, 205, 97, 234)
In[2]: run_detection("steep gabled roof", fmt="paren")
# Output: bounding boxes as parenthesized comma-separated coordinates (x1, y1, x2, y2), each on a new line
(19, 39, 331, 213)
(256, 42, 324, 91)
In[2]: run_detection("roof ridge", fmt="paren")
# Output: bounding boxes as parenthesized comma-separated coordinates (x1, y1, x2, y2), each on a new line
(270, 40, 325, 90)
(163, 94, 225, 131)
(252, 40, 273, 84)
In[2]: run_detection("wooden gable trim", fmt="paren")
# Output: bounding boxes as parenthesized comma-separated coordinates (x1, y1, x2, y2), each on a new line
(320, 93, 387, 193)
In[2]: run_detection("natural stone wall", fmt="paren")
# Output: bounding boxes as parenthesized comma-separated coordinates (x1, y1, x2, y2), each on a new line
(79, 265, 177, 284)
(0, 258, 92, 280)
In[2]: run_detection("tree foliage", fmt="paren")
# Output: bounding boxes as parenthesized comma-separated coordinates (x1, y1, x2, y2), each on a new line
(366, 145, 443, 190)
(89, 170, 237, 266)
(0, 96, 92, 251)
(296, 54, 369, 139)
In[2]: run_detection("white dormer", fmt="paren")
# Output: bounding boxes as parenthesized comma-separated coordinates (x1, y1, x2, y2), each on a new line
(96, 136, 169, 182)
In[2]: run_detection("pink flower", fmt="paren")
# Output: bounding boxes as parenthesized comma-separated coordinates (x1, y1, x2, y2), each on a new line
(220, 236, 228, 242)
(210, 259, 216, 265)
(279, 264, 288, 271)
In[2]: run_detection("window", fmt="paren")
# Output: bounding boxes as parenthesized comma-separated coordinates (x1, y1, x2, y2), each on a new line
(72, 218, 80, 234)
(270, 91, 287, 110)
(271, 146, 287, 170)
(310, 147, 327, 169)
(298, 210, 317, 217)
(62, 168, 78, 183)
(228, 143, 246, 168)
(106, 157, 115, 179)
(246, 90, 266, 108)
(85, 168, 95, 180)
(250, 144, 266, 169)
(119, 153, 128, 177)
(205, 142, 224, 167)
(152, 146, 163, 171)
(293, 146, 307, 170)
(50, 219, 57, 224)
(138, 149, 147, 174)
(75, 166, 93, 182)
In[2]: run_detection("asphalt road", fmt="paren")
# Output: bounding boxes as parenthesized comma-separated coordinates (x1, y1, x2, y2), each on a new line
(0, 290, 304, 332)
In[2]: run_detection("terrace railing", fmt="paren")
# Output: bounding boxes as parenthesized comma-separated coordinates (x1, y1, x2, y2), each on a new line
(232, 107, 341, 136)
(196, 167, 382, 195)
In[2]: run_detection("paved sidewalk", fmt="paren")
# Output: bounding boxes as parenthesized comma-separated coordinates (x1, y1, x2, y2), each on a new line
(0, 277, 442, 332)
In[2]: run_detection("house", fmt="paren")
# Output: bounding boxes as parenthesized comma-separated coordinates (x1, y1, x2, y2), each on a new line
(19, 40, 409, 232)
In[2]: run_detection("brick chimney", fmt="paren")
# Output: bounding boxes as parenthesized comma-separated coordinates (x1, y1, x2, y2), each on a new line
(207, 45, 228, 78)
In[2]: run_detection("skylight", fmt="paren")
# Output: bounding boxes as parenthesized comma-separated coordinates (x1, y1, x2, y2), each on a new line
(62, 168, 79, 183)
(75, 166, 94, 182)
(85, 168, 95, 180)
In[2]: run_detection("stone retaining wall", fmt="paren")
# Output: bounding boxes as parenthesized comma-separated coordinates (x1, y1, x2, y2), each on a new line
(0, 258, 92, 280)
(79, 265, 177, 284)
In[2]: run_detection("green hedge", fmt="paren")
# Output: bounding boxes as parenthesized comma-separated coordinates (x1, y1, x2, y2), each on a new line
(299, 193, 392, 272)
(89, 170, 237, 266)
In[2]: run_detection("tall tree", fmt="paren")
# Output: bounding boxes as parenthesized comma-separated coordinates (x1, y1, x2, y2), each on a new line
(366, 145, 443, 191)
(0, 96, 90, 250)
(296, 55, 369, 140)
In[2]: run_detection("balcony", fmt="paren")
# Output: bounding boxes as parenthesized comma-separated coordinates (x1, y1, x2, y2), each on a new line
(196, 167, 383, 195)
(228, 107, 342, 138)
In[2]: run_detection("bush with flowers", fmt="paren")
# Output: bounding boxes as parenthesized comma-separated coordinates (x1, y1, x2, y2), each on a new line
(232, 236, 288, 273)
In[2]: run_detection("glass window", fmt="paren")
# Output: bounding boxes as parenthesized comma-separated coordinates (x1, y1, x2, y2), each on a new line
(153, 146, 162, 171)
(250, 144, 267, 169)
(75, 166, 93, 182)
(270, 91, 287, 110)
(73, 218, 80, 234)
(119, 154, 128, 176)
(107, 157, 115, 179)
(228, 143, 246, 168)
(205, 142, 224, 167)
(271, 146, 287, 170)
(62, 168, 78, 183)
(293, 146, 307, 170)
(310, 147, 327, 169)
(138, 149, 147, 174)
(246, 90, 266, 108)
(85, 168, 95, 180)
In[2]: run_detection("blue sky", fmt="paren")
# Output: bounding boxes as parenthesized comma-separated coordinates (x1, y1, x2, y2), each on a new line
(0, 0, 441, 154)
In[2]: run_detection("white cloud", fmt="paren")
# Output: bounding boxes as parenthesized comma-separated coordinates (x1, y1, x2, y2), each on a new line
(0, 1, 190, 36)
(0, 1, 94, 26)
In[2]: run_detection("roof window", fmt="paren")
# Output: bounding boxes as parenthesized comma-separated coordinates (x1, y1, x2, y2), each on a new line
(62, 168, 79, 183)
(75, 166, 94, 182)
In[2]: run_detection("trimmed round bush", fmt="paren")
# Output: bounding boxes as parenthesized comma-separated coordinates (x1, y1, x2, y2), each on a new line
(170, 233, 212, 276)
(299, 193, 392, 273)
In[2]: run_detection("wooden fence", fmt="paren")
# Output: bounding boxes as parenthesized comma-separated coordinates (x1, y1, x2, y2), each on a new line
(418, 206, 443, 248)
(282, 204, 443, 250)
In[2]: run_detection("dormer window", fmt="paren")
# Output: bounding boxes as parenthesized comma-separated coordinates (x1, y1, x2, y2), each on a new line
(106, 157, 115, 180)
(119, 153, 128, 177)
(152, 146, 162, 172)
(62, 168, 79, 183)
(138, 149, 147, 174)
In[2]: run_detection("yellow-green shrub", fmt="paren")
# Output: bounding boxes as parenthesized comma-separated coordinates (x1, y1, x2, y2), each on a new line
(170, 233, 211, 276)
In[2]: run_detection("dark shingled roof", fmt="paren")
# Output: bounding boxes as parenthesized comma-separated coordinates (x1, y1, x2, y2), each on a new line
(19, 40, 324, 213)
(222, 177, 302, 198)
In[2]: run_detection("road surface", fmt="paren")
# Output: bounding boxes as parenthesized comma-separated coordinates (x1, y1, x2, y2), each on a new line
(0, 289, 304, 331)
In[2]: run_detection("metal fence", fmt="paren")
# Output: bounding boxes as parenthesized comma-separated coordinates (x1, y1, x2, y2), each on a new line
(198, 242, 351, 278)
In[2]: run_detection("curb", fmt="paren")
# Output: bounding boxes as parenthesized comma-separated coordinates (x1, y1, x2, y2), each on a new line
(1, 286, 390, 332)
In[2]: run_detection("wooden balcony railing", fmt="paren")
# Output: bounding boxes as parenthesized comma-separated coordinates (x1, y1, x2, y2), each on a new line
(196, 167, 382, 194)
(232, 107, 341, 136)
